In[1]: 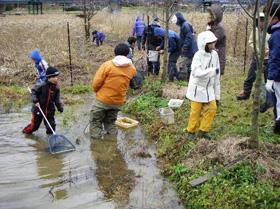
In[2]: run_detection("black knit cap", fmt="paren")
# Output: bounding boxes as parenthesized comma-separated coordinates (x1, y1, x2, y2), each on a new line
(46, 66, 59, 78)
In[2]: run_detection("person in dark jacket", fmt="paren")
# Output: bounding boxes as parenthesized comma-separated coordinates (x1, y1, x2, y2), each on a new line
(206, 4, 226, 75)
(132, 16, 146, 50)
(124, 36, 137, 61)
(92, 30, 106, 46)
(265, 3, 280, 134)
(22, 67, 63, 135)
(141, 17, 162, 75)
(171, 12, 198, 81)
(154, 28, 181, 82)
(30, 49, 49, 83)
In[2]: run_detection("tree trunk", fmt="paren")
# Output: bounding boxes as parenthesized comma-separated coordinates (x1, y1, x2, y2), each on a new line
(249, 0, 273, 148)
(161, 2, 170, 83)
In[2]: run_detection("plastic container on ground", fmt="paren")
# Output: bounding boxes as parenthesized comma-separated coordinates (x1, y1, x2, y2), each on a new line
(116, 117, 139, 128)
(159, 107, 174, 124)
(148, 50, 158, 62)
(168, 99, 184, 108)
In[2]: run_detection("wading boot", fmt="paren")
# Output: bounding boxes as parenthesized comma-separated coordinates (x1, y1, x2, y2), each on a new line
(237, 92, 250, 100)
(198, 131, 212, 139)
(187, 133, 196, 140)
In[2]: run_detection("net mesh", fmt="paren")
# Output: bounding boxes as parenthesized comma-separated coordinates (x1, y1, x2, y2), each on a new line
(46, 134, 76, 154)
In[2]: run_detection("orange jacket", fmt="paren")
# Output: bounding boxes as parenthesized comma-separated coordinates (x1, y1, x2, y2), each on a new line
(92, 56, 136, 105)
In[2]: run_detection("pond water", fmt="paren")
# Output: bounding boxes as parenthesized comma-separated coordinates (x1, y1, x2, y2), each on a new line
(0, 103, 183, 209)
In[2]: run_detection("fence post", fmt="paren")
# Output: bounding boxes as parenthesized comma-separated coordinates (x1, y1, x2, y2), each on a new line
(67, 22, 73, 86)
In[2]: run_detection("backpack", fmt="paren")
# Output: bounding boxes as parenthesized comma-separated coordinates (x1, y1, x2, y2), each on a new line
(130, 69, 144, 89)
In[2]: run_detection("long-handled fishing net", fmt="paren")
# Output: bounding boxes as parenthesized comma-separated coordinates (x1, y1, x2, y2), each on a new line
(28, 87, 75, 154)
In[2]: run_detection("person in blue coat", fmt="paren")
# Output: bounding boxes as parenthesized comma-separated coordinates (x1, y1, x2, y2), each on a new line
(92, 30, 106, 46)
(265, 3, 280, 134)
(132, 16, 146, 50)
(30, 49, 49, 83)
(171, 11, 198, 81)
(154, 28, 181, 82)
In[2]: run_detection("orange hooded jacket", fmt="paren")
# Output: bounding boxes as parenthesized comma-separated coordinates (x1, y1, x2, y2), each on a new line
(92, 56, 136, 105)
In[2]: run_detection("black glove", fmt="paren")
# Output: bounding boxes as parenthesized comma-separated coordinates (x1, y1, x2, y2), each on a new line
(216, 68, 219, 75)
(142, 45, 145, 51)
(216, 100, 220, 107)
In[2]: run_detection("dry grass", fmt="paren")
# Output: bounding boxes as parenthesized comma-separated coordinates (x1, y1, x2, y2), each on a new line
(0, 10, 252, 86)
(183, 135, 280, 181)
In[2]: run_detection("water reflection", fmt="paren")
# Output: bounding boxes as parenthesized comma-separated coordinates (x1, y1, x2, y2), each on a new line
(90, 135, 135, 202)
(35, 140, 67, 200)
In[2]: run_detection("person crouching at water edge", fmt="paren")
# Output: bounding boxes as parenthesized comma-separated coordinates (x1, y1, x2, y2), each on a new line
(186, 31, 221, 140)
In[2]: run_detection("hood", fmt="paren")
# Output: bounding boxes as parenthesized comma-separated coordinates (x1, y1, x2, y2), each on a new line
(30, 49, 42, 62)
(135, 16, 141, 22)
(154, 27, 165, 37)
(112, 56, 132, 67)
(267, 20, 280, 34)
(174, 11, 186, 26)
(207, 4, 223, 23)
(197, 31, 217, 51)
(151, 17, 160, 26)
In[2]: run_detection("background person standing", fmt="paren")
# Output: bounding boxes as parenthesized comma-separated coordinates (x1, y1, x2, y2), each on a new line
(132, 16, 146, 51)
(206, 4, 226, 75)
(141, 17, 162, 75)
(171, 11, 198, 81)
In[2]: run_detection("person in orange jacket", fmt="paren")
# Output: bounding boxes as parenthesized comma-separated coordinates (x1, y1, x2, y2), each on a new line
(89, 43, 136, 139)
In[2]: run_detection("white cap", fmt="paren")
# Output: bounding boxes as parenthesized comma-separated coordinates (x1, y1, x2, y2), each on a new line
(259, 12, 265, 18)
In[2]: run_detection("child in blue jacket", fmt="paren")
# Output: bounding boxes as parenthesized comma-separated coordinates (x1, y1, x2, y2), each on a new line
(30, 49, 49, 83)
(92, 30, 106, 46)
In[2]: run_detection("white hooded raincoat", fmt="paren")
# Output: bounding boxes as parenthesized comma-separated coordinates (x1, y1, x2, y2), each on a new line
(186, 31, 220, 103)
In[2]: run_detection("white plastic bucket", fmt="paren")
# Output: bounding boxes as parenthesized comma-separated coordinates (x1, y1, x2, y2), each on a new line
(148, 50, 158, 62)
(159, 107, 174, 124)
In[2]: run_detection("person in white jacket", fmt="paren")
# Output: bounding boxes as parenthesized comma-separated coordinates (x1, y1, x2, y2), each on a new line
(186, 31, 220, 140)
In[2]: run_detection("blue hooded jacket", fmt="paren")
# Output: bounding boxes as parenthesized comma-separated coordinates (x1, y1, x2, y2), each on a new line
(154, 28, 180, 53)
(267, 21, 280, 82)
(174, 12, 198, 57)
(132, 16, 146, 37)
(30, 49, 49, 83)
(92, 31, 106, 45)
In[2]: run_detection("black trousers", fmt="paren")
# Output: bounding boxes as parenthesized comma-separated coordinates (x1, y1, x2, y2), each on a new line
(23, 107, 56, 134)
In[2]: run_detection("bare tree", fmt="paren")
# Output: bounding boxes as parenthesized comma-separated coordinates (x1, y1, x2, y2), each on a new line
(147, 0, 179, 83)
(237, 0, 275, 148)
(80, 0, 98, 40)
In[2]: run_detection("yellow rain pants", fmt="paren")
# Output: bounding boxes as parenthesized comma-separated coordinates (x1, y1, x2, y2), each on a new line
(187, 100, 217, 133)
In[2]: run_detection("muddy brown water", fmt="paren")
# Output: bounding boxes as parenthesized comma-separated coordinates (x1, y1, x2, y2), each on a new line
(0, 101, 183, 209)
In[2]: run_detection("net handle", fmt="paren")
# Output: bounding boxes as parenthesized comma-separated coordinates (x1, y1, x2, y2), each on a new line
(28, 86, 56, 135)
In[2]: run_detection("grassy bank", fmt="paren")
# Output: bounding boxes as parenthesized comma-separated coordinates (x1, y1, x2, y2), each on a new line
(123, 68, 280, 208)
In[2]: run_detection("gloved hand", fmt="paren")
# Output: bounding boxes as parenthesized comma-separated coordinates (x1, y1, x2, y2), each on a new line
(216, 100, 220, 107)
(58, 108, 63, 113)
(266, 80, 274, 93)
(216, 68, 219, 75)
(142, 45, 145, 51)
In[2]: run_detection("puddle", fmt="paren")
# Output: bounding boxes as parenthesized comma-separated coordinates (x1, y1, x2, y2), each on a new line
(0, 102, 183, 209)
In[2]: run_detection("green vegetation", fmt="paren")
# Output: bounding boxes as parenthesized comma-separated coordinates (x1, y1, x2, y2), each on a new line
(122, 68, 280, 208)
(0, 84, 30, 112)
(61, 84, 91, 95)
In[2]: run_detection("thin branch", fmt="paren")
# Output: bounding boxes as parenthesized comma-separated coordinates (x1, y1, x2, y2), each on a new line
(237, 0, 253, 19)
